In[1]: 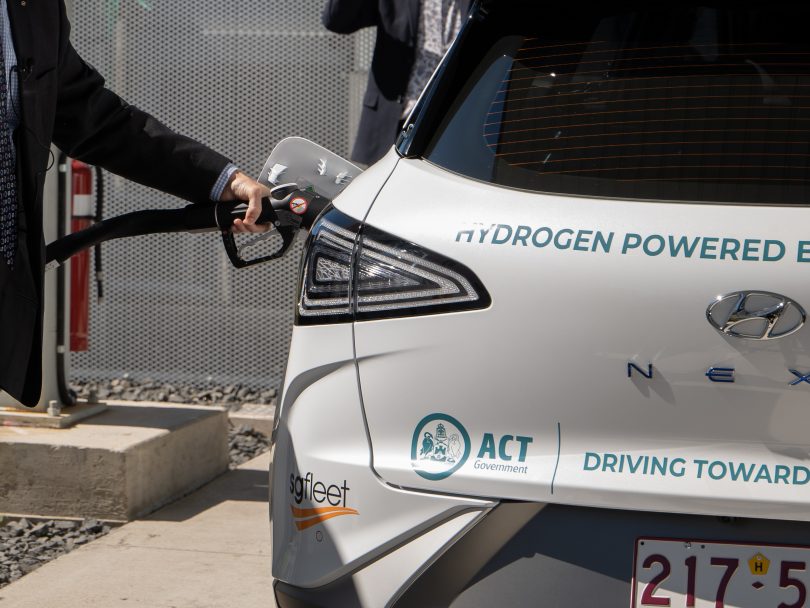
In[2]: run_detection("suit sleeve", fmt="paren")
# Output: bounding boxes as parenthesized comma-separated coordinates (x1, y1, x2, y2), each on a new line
(51, 3, 231, 204)
(322, 0, 379, 34)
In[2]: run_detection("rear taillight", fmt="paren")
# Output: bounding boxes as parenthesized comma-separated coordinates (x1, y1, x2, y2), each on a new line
(297, 208, 490, 324)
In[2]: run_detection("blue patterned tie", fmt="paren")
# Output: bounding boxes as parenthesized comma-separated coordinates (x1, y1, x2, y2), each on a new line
(0, 22, 16, 269)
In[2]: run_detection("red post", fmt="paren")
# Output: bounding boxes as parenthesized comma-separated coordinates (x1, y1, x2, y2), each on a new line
(69, 159, 94, 352)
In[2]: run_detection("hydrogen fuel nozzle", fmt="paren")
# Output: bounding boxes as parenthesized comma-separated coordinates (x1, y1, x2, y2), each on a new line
(45, 137, 363, 270)
(215, 184, 330, 268)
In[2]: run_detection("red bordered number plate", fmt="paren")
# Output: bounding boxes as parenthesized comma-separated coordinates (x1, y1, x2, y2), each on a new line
(632, 538, 810, 608)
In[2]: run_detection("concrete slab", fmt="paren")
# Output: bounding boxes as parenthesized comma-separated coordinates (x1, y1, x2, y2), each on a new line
(228, 403, 276, 436)
(0, 402, 229, 521)
(0, 403, 108, 429)
(0, 452, 276, 608)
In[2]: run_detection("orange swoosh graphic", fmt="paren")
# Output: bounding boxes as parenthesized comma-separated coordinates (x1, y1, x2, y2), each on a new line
(291, 505, 357, 517)
(290, 504, 359, 531)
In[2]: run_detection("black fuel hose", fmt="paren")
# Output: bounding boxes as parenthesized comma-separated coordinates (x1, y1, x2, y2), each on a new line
(45, 192, 328, 267)
(46, 203, 218, 266)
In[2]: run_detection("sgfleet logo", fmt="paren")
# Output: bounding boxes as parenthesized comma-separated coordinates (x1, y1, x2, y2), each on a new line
(288, 471, 357, 531)
(411, 413, 534, 481)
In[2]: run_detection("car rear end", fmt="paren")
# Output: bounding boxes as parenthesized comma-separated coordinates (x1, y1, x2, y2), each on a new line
(272, 2, 810, 606)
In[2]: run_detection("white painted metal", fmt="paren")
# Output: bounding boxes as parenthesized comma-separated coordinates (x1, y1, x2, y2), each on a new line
(258, 137, 363, 201)
(271, 324, 493, 590)
(0, 148, 68, 411)
(331, 147, 400, 222)
(354, 157, 810, 522)
(269, 7, 810, 605)
(272, 137, 810, 605)
(348, 510, 485, 607)
(271, 155, 494, 596)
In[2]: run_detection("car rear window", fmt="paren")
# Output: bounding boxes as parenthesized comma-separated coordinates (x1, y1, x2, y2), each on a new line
(421, 3, 810, 205)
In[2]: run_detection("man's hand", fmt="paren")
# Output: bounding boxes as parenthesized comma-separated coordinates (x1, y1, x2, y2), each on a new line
(220, 170, 272, 233)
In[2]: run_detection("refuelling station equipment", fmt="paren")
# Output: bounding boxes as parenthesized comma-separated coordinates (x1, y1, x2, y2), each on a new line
(1, 138, 360, 415)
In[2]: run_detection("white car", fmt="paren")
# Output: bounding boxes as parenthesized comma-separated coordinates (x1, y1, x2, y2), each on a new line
(270, 2, 810, 606)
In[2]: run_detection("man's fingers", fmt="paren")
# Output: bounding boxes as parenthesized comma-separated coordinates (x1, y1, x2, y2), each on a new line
(232, 218, 270, 234)
(230, 174, 270, 226)
(243, 188, 262, 225)
(220, 171, 272, 230)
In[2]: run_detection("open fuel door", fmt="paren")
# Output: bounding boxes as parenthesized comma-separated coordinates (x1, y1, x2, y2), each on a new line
(47, 138, 361, 270)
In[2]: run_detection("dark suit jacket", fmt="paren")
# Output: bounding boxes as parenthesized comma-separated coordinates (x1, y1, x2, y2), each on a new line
(0, 0, 231, 406)
(322, 0, 419, 166)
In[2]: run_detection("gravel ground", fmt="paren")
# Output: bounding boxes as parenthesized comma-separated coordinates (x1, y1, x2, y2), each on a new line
(0, 379, 275, 589)
(0, 518, 112, 588)
(70, 376, 277, 410)
(228, 424, 271, 468)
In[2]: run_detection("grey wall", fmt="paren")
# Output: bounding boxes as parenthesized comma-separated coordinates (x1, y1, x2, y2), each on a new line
(68, 1, 374, 389)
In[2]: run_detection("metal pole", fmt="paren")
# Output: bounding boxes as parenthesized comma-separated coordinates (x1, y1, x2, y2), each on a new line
(0, 147, 69, 411)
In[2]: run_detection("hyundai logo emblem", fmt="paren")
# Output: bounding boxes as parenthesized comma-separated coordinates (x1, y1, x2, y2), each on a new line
(706, 291, 806, 340)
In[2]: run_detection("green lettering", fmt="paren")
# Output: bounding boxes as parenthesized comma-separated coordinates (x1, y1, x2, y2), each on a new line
(719, 238, 740, 261)
(668, 235, 700, 258)
(498, 435, 514, 461)
(622, 233, 642, 254)
(512, 225, 531, 246)
(515, 436, 533, 462)
(456, 229, 474, 243)
(593, 231, 614, 253)
(798, 241, 810, 262)
(754, 464, 773, 484)
(477, 433, 496, 459)
(643, 235, 666, 256)
(573, 230, 593, 252)
(774, 465, 791, 484)
(492, 224, 512, 245)
(532, 227, 553, 248)
(626, 454, 645, 474)
(708, 461, 727, 480)
(728, 461, 755, 482)
(763, 240, 785, 262)
(700, 237, 719, 260)
(670, 458, 686, 477)
(584, 452, 601, 471)
(554, 228, 574, 249)
(742, 239, 761, 261)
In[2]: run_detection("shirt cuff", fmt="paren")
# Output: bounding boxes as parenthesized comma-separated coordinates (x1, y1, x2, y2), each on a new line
(210, 163, 240, 201)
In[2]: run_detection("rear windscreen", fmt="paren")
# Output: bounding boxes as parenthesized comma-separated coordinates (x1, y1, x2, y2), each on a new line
(423, 3, 810, 205)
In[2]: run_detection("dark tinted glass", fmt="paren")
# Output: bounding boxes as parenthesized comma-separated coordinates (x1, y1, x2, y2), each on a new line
(423, 3, 810, 205)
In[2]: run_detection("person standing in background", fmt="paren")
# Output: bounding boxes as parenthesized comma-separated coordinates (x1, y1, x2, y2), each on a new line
(322, 0, 470, 166)
(0, 0, 269, 407)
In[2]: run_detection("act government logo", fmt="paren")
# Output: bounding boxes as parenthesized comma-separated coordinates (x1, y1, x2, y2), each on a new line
(411, 413, 471, 480)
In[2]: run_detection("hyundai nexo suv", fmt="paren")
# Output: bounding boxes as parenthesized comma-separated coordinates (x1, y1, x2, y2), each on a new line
(271, 2, 810, 606)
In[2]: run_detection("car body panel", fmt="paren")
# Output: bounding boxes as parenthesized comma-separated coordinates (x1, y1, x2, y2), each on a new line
(354, 158, 810, 520)
(272, 277, 493, 591)
(271, 145, 497, 592)
(276, 509, 486, 608)
(271, 4, 810, 605)
(329, 148, 400, 223)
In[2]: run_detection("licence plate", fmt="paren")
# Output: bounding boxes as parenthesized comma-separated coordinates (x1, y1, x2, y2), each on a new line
(632, 538, 810, 608)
